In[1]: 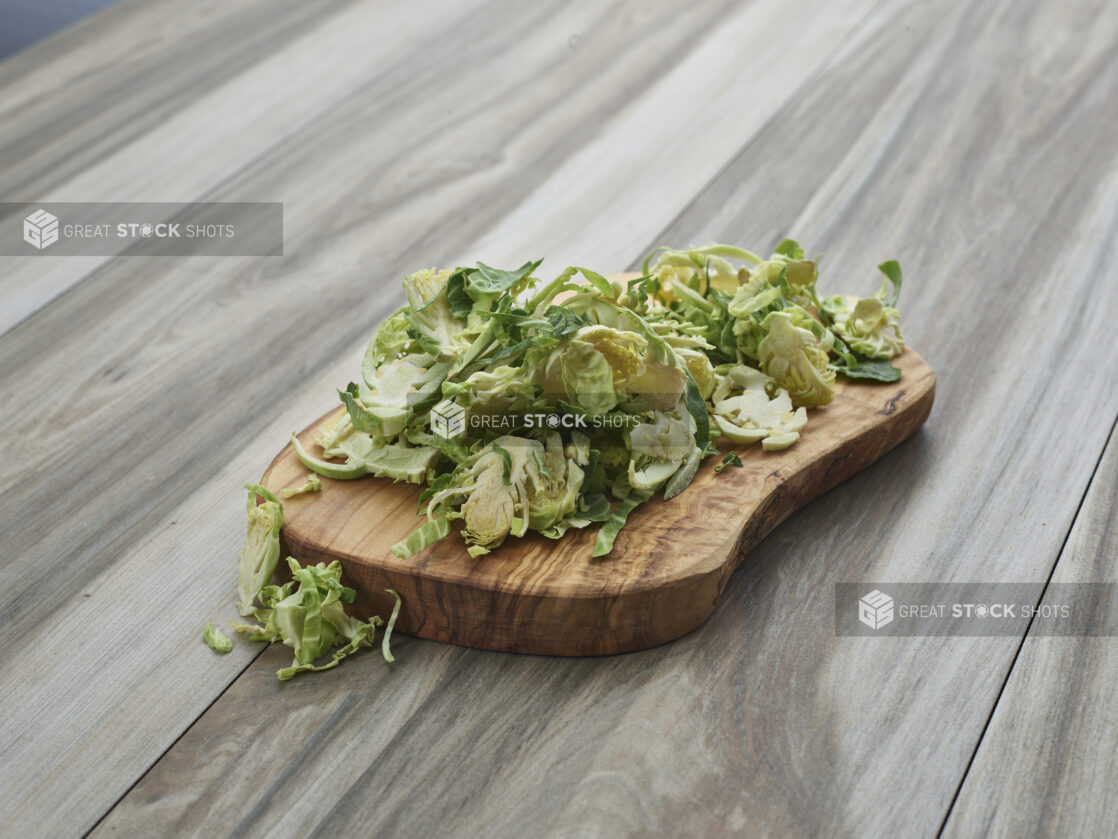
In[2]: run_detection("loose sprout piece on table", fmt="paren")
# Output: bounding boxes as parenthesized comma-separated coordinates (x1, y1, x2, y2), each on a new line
(211, 484, 402, 681)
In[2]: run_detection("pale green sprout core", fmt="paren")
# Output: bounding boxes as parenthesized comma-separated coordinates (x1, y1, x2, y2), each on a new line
(237, 483, 284, 616)
(830, 296, 905, 360)
(757, 311, 837, 408)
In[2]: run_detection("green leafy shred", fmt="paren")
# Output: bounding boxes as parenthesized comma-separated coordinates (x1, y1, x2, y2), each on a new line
(391, 514, 450, 558)
(282, 473, 322, 497)
(491, 442, 513, 485)
(592, 490, 653, 558)
(832, 355, 902, 382)
(203, 621, 233, 654)
(715, 452, 743, 473)
(382, 589, 403, 664)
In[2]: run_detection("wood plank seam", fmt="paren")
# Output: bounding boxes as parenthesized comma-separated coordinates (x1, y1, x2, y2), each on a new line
(81, 645, 269, 838)
(934, 410, 1118, 838)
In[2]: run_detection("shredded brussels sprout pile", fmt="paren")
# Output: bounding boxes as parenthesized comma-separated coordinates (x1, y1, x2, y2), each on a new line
(292, 240, 906, 560)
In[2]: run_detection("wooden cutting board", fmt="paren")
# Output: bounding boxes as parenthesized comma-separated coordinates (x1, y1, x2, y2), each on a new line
(261, 305, 935, 656)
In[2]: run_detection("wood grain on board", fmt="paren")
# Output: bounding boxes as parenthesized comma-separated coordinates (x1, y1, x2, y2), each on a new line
(90, 0, 1118, 836)
(0, 0, 892, 835)
(263, 350, 934, 656)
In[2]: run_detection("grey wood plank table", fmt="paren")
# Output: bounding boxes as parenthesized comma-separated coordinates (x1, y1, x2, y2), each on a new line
(1, 0, 1116, 836)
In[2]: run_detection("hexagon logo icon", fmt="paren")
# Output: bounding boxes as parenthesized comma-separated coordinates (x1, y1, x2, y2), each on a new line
(430, 399, 465, 440)
(24, 209, 59, 250)
(858, 589, 894, 630)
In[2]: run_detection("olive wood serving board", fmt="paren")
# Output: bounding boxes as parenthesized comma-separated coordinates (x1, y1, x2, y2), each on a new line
(262, 330, 934, 657)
